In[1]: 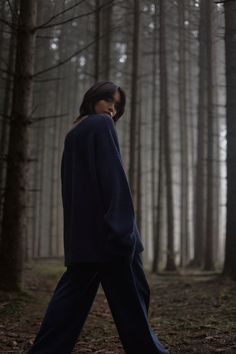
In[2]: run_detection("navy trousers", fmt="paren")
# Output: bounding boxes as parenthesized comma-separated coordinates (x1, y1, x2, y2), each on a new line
(27, 253, 170, 354)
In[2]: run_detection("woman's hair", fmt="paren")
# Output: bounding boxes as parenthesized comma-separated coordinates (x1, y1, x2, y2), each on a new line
(73, 81, 126, 124)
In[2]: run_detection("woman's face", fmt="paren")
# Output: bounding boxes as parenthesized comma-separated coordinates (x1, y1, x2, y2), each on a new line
(94, 90, 121, 120)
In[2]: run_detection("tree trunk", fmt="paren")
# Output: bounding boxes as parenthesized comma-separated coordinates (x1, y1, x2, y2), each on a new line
(204, 0, 214, 271)
(178, 0, 189, 267)
(193, 0, 207, 268)
(94, 0, 101, 81)
(49, 1, 65, 257)
(94, 0, 112, 81)
(136, 91, 142, 231)
(223, 0, 236, 280)
(100, 0, 112, 80)
(151, 0, 160, 273)
(0, 1, 6, 59)
(211, 7, 221, 267)
(128, 0, 140, 210)
(159, 0, 176, 271)
(0, 0, 18, 237)
(0, 0, 37, 291)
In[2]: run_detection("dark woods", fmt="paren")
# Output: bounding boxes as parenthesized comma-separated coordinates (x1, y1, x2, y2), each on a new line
(0, 0, 235, 291)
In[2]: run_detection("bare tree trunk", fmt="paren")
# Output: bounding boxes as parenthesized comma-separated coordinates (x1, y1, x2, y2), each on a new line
(159, 0, 176, 271)
(33, 2, 56, 258)
(0, 0, 18, 236)
(152, 93, 163, 273)
(94, 0, 101, 81)
(0, 1, 6, 58)
(0, 0, 37, 291)
(212, 8, 221, 266)
(94, 0, 112, 80)
(178, 0, 189, 267)
(204, 0, 214, 271)
(185, 0, 196, 266)
(193, 0, 207, 267)
(223, 0, 236, 280)
(36, 109, 47, 258)
(122, 7, 132, 170)
(136, 91, 142, 230)
(32, 104, 44, 258)
(100, 0, 112, 80)
(49, 0, 65, 257)
(128, 0, 140, 210)
(151, 0, 160, 273)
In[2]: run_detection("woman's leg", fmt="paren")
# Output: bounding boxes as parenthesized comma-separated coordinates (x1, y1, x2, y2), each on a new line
(99, 253, 170, 354)
(27, 264, 100, 354)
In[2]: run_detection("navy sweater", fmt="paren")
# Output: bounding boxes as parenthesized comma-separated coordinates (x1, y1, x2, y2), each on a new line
(61, 114, 144, 265)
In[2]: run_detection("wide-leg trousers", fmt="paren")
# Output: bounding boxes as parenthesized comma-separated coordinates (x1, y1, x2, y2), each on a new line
(27, 252, 170, 354)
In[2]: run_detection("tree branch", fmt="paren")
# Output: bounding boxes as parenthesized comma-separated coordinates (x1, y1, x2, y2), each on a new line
(214, 0, 235, 3)
(33, 26, 119, 77)
(36, 0, 87, 29)
(34, 77, 66, 83)
(7, 0, 18, 21)
(36, 0, 114, 30)
(31, 113, 68, 123)
(33, 41, 95, 77)
(0, 17, 16, 30)
(0, 67, 15, 77)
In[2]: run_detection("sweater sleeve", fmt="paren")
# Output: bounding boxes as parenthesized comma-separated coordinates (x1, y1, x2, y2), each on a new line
(94, 114, 136, 259)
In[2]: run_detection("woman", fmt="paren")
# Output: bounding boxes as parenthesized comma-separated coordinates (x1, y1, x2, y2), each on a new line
(27, 81, 170, 354)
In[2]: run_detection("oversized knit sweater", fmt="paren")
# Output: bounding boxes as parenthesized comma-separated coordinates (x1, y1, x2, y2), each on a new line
(61, 113, 144, 265)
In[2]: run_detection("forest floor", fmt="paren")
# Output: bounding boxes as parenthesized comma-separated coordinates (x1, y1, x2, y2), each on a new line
(0, 259, 235, 354)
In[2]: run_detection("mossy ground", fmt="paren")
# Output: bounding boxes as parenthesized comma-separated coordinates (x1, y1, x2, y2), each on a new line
(0, 259, 235, 354)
